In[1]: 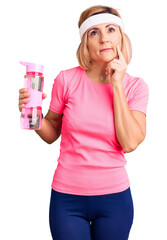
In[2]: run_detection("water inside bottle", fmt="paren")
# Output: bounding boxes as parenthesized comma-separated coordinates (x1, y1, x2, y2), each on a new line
(21, 106, 42, 130)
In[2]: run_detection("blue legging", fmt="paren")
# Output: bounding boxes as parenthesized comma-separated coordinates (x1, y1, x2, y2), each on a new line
(49, 187, 134, 240)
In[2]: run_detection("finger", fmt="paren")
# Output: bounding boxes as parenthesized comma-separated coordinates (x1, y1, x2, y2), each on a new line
(18, 97, 30, 112)
(106, 58, 120, 71)
(19, 93, 30, 101)
(19, 97, 30, 104)
(106, 69, 114, 75)
(19, 104, 25, 112)
(106, 62, 120, 71)
(19, 88, 28, 94)
(42, 93, 47, 100)
(19, 99, 29, 113)
(106, 63, 120, 74)
(117, 44, 124, 60)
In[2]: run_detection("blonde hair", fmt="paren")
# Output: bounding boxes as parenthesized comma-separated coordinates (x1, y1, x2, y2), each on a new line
(76, 5, 132, 70)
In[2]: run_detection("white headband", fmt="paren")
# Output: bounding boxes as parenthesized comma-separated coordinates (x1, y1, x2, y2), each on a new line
(79, 13, 124, 39)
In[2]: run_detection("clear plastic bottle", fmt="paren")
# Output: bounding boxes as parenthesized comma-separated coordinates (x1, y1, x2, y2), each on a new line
(20, 61, 44, 130)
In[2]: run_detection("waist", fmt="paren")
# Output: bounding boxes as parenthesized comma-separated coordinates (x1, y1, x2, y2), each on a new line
(52, 163, 130, 196)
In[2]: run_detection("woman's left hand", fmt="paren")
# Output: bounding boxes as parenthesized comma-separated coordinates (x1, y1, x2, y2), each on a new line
(105, 44, 127, 86)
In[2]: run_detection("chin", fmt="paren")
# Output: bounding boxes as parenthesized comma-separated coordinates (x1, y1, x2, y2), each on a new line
(102, 54, 117, 63)
(92, 55, 117, 64)
(103, 56, 116, 63)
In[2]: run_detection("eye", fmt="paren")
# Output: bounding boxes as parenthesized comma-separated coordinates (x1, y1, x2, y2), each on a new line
(108, 27, 115, 33)
(90, 30, 99, 36)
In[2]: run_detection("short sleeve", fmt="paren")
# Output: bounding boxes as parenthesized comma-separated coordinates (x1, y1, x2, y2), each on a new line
(49, 71, 66, 114)
(128, 78, 149, 115)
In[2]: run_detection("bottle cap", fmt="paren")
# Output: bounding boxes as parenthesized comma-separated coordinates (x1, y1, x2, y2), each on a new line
(19, 61, 44, 74)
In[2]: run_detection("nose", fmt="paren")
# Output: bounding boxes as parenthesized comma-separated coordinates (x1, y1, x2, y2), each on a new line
(99, 32, 109, 44)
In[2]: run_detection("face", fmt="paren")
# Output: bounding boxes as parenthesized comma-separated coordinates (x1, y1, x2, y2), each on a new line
(87, 23, 122, 64)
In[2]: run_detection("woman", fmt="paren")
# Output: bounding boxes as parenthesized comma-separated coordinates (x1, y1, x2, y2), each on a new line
(19, 5, 149, 240)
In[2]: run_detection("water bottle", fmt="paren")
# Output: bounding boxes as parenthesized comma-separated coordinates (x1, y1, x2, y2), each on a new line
(20, 61, 44, 130)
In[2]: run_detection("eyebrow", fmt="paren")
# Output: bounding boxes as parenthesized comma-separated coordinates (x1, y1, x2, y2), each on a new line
(87, 24, 117, 33)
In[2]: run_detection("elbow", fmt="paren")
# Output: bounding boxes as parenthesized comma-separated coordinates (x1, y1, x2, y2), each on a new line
(122, 127, 146, 153)
(41, 138, 54, 144)
(46, 137, 58, 144)
(46, 140, 54, 145)
(123, 142, 140, 153)
(45, 134, 61, 145)
(123, 135, 146, 153)
(123, 145, 136, 153)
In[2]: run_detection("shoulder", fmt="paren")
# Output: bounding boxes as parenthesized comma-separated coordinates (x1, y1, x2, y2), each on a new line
(55, 66, 85, 88)
(61, 66, 84, 79)
(124, 72, 149, 93)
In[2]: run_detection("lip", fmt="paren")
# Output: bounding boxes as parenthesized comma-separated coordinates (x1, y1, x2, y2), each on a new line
(100, 48, 112, 52)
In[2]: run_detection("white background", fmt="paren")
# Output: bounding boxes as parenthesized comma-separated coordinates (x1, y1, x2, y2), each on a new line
(0, 0, 167, 239)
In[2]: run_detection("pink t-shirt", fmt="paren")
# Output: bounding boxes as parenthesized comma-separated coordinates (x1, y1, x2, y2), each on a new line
(49, 66, 149, 196)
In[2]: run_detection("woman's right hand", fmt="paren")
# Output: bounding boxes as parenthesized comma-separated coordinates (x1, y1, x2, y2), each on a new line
(18, 88, 47, 112)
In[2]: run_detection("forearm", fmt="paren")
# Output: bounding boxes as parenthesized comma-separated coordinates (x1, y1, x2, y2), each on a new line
(112, 83, 143, 152)
(35, 117, 60, 144)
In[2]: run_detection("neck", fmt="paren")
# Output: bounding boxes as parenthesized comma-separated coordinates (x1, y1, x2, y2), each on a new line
(86, 61, 112, 84)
